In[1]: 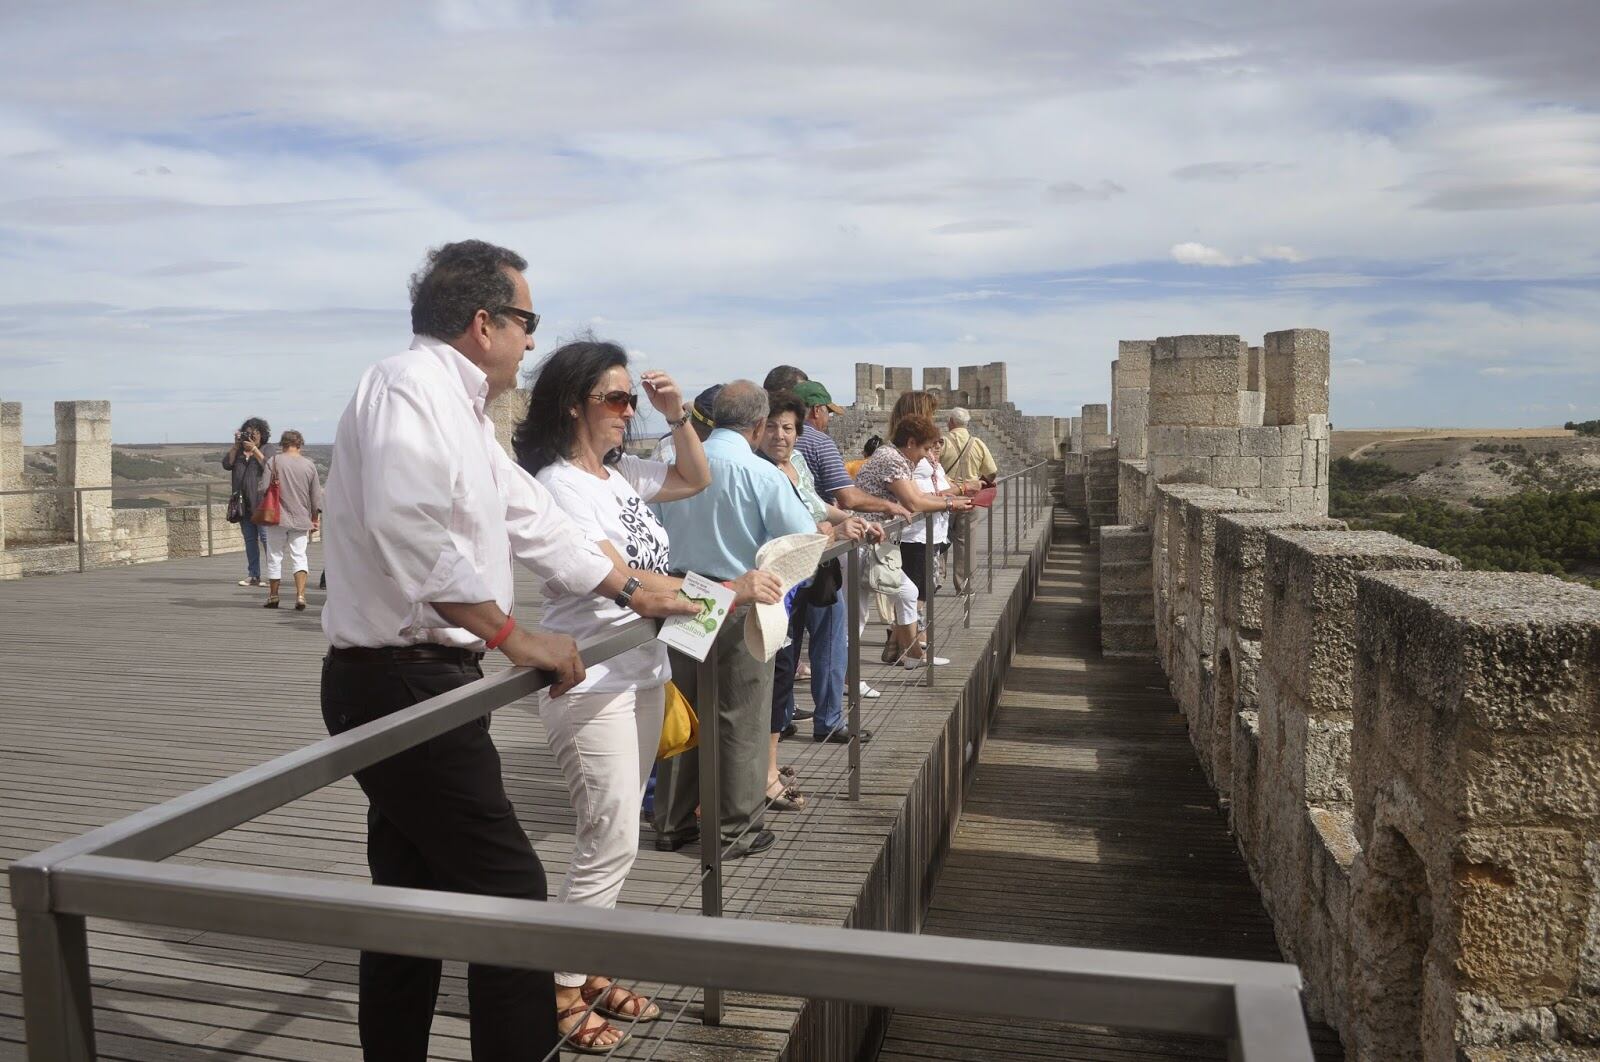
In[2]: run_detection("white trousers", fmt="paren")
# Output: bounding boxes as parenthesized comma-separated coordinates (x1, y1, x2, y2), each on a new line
(540, 683, 666, 987)
(262, 526, 309, 580)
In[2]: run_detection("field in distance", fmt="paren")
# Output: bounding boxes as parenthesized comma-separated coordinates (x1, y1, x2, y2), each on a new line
(1330, 427, 1599, 502)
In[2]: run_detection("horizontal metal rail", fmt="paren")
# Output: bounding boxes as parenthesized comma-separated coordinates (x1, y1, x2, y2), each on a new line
(40, 855, 1308, 1050)
(8, 462, 1312, 1060)
(0, 479, 231, 498)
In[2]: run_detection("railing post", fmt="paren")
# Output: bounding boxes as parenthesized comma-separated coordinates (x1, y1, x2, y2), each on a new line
(923, 512, 936, 688)
(1013, 474, 1022, 556)
(15, 908, 97, 1061)
(74, 488, 85, 573)
(1227, 984, 1317, 1062)
(846, 546, 862, 801)
(1001, 478, 1010, 565)
(696, 642, 723, 1025)
(205, 483, 214, 556)
(986, 493, 994, 594)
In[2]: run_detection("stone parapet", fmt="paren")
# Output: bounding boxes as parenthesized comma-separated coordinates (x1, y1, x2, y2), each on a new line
(1100, 525, 1154, 657)
(1085, 447, 1119, 539)
(1348, 572, 1600, 1060)
(1255, 530, 1460, 1026)
(1264, 329, 1330, 428)
(1116, 459, 1151, 527)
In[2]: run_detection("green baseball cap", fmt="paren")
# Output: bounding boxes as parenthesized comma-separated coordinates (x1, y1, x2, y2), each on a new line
(793, 380, 844, 414)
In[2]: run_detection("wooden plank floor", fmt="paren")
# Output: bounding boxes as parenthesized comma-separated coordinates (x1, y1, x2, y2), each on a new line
(1, 506, 1048, 1061)
(876, 510, 1347, 1061)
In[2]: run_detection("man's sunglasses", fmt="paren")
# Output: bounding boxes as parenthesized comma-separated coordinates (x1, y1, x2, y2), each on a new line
(589, 390, 638, 414)
(496, 306, 541, 334)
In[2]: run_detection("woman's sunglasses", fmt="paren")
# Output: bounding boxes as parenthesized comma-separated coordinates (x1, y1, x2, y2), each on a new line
(589, 390, 639, 414)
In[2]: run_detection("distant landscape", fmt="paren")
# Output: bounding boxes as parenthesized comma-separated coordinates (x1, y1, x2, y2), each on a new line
(22, 427, 1600, 586)
(1326, 426, 1600, 587)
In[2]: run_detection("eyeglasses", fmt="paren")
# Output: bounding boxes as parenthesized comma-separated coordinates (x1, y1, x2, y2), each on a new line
(495, 306, 540, 334)
(588, 390, 638, 414)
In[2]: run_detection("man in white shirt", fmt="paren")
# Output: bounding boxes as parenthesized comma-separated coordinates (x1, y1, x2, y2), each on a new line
(319, 239, 694, 1062)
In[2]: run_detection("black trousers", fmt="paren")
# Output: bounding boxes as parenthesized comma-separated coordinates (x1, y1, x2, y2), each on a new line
(321, 653, 558, 1062)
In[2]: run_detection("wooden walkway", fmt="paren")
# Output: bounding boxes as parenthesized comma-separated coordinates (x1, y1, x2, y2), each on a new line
(0, 506, 1048, 1061)
(876, 510, 1345, 1061)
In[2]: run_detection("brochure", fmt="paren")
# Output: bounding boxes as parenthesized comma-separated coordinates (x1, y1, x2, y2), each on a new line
(658, 571, 736, 662)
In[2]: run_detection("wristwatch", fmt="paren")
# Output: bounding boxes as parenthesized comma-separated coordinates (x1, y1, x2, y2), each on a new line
(614, 575, 643, 609)
(665, 409, 691, 429)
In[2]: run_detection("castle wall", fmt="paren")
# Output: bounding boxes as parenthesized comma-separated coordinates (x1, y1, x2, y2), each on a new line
(1090, 324, 1600, 1059)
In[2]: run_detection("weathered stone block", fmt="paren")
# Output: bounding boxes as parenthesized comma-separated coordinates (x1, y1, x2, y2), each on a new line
(1264, 328, 1331, 427)
(1215, 512, 1347, 637)
(1080, 403, 1109, 435)
(1265, 530, 1460, 717)
(1212, 455, 1263, 488)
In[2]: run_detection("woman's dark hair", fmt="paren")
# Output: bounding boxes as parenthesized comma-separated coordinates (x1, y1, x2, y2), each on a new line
(891, 414, 939, 449)
(239, 416, 271, 441)
(862, 434, 882, 457)
(409, 239, 527, 340)
(766, 390, 807, 426)
(514, 338, 632, 477)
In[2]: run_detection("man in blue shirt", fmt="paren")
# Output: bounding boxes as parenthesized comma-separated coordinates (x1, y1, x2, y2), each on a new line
(654, 379, 817, 857)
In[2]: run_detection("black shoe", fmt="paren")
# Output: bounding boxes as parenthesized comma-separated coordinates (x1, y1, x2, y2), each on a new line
(724, 830, 776, 859)
(778, 723, 797, 740)
(814, 728, 873, 745)
(654, 827, 699, 852)
(794, 708, 814, 721)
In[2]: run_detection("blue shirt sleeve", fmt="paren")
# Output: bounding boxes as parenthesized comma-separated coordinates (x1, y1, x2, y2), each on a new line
(758, 464, 822, 539)
(799, 429, 852, 502)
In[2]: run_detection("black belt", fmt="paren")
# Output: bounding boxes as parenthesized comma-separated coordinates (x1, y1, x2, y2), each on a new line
(327, 644, 485, 665)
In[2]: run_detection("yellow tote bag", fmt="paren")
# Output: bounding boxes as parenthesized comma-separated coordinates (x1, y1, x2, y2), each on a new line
(656, 682, 700, 761)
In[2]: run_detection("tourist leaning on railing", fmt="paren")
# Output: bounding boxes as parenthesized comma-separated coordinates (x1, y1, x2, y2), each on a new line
(514, 341, 780, 1052)
(317, 238, 698, 1062)
(759, 390, 882, 806)
(220, 416, 274, 587)
(652, 380, 819, 860)
(901, 433, 955, 620)
(854, 414, 974, 669)
(940, 407, 997, 595)
(785, 376, 905, 706)
(257, 429, 322, 611)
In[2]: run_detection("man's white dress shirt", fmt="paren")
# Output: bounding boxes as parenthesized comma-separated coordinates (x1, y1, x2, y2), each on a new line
(321, 337, 613, 649)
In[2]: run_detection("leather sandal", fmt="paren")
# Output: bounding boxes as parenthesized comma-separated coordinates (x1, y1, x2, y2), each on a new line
(880, 628, 898, 663)
(581, 981, 661, 1022)
(556, 1001, 629, 1053)
(262, 597, 279, 609)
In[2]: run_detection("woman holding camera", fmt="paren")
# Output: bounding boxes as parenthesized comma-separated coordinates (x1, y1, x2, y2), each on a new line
(221, 417, 274, 587)
(514, 340, 780, 1053)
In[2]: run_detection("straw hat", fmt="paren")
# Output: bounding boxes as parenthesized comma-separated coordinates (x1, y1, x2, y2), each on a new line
(743, 532, 830, 661)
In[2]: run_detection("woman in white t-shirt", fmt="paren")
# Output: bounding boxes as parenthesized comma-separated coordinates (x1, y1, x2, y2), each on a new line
(901, 436, 956, 622)
(515, 340, 779, 1053)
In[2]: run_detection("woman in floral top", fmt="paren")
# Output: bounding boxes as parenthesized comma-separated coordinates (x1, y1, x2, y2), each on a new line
(854, 414, 973, 668)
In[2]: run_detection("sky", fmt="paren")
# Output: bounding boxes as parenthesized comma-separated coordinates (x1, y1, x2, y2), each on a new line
(1, 0, 1598, 443)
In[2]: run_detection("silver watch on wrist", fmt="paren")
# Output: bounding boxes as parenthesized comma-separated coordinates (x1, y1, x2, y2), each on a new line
(613, 575, 643, 609)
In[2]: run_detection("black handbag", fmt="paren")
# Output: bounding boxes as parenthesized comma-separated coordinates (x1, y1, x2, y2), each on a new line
(226, 489, 246, 524)
(805, 557, 843, 607)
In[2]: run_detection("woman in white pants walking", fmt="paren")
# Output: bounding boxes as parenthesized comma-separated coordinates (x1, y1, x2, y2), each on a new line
(515, 339, 779, 1053)
(258, 430, 322, 610)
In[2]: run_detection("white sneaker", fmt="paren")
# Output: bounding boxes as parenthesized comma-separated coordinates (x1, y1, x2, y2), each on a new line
(238, 578, 261, 587)
(859, 681, 881, 699)
(901, 655, 950, 670)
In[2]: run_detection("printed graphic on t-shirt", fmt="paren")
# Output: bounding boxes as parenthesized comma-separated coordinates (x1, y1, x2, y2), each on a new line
(617, 493, 670, 574)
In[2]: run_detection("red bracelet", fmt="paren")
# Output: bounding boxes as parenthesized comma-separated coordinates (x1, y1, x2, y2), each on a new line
(485, 615, 517, 651)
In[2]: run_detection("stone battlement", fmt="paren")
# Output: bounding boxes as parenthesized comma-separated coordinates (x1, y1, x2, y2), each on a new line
(1079, 329, 1600, 1060)
(0, 399, 242, 578)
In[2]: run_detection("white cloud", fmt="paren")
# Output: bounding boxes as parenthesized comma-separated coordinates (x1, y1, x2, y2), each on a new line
(1480, 366, 1511, 376)
(1170, 242, 1258, 267)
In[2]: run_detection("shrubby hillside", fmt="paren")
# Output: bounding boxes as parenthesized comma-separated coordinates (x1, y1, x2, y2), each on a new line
(1329, 455, 1600, 587)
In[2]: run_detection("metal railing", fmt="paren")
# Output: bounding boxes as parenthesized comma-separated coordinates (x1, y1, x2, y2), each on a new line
(8, 459, 1314, 1060)
(0, 479, 234, 572)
